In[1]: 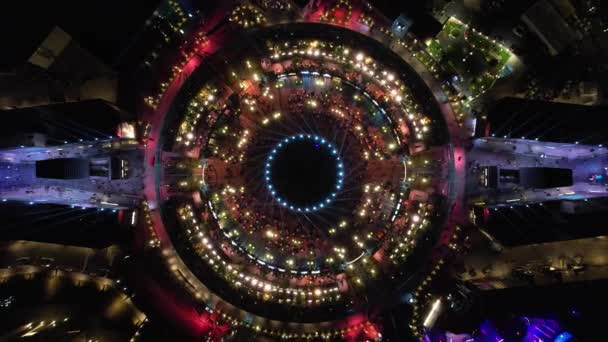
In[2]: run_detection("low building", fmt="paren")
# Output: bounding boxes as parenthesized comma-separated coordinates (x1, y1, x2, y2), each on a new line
(521, 0, 581, 56)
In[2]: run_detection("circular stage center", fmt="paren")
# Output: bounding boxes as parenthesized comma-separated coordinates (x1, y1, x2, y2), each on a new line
(266, 135, 343, 210)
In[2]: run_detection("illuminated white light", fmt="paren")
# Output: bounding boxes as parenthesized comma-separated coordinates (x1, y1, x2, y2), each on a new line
(423, 298, 442, 328)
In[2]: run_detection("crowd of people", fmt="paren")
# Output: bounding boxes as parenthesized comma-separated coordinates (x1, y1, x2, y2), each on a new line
(172, 54, 424, 288)
(218, 190, 325, 259)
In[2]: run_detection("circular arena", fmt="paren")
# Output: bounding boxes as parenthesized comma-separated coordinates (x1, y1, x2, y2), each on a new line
(143, 5, 458, 339)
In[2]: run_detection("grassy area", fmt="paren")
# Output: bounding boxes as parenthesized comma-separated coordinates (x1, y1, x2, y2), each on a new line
(426, 17, 513, 98)
(427, 40, 443, 60)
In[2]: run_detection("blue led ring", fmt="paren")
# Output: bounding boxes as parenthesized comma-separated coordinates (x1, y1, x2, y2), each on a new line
(265, 134, 344, 212)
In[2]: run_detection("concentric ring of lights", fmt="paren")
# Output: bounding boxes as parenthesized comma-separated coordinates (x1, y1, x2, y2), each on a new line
(265, 134, 344, 212)
(153, 27, 448, 332)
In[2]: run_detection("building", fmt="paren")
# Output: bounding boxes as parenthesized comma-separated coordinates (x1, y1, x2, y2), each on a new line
(0, 240, 146, 341)
(0, 27, 118, 110)
(0, 137, 143, 209)
(480, 97, 608, 145)
(521, 0, 582, 56)
(0, 100, 130, 149)
(467, 138, 608, 207)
